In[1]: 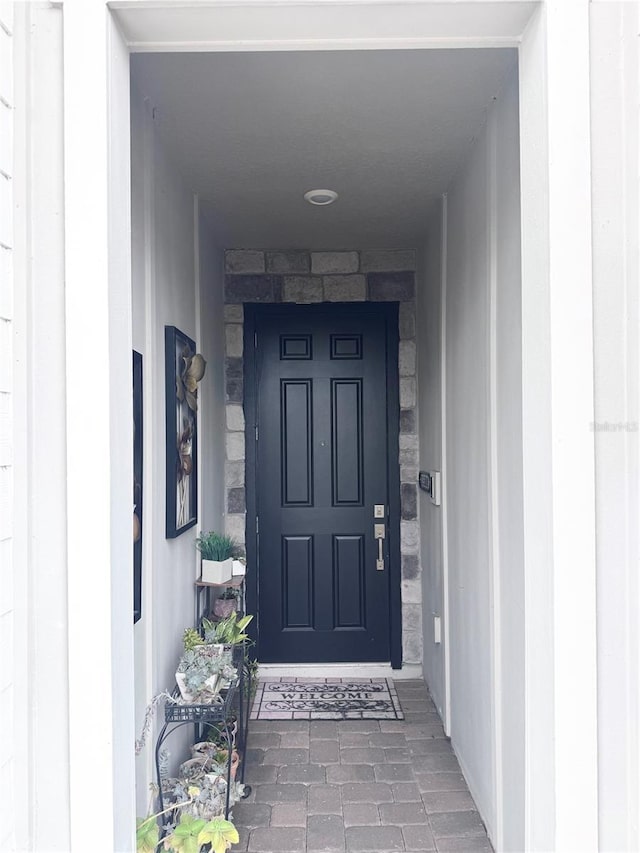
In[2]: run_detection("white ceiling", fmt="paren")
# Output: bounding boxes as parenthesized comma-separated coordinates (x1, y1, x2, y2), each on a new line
(131, 49, 517, 249)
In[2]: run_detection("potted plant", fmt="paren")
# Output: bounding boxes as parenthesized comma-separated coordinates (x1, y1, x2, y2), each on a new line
(137, 808, 239, 853)
(231, 556, 246, 577)
(176, 629, 237, 703)
(136, 772, 240, 853)
(213, 586, 240, 619)
(191, 739, 240, 782)
(196, 532, 241, 585)
(156, 744, 245, 836)
(203, 613, 253, 647)
(162, 814, 239, 853)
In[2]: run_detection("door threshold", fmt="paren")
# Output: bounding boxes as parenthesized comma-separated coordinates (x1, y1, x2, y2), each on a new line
(257, 662, 423, 680)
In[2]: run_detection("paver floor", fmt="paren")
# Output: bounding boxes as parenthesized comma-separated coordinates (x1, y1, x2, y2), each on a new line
(233, 680, 493, 853)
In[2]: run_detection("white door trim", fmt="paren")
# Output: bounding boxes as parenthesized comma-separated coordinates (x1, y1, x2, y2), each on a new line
(110, 0, 538, 52)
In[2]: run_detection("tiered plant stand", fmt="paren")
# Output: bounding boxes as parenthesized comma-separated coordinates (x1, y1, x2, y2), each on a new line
(194, 575, 246, 625)
(154, 680, 238, 832)
(153, 576, 255, 838)
(194, 576, 253, 788)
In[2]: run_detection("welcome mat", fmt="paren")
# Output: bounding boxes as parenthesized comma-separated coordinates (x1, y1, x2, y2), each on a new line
(250, 678, 404, 720)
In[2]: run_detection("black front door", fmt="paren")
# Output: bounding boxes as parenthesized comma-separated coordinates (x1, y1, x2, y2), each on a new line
(246, 303, 399, 663)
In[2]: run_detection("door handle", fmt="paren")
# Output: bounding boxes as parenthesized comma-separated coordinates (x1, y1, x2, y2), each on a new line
(374, 523, 385, 571)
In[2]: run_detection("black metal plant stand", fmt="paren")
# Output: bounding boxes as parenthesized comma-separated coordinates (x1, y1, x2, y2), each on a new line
(154, 682, 238, 833)
(230, 640, 252, 787)
(153, 575, 255, 837)
(194, 575, 253, 790)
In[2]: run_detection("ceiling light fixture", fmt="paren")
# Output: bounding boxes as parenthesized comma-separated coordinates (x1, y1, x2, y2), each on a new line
(304, 189, 339, 206)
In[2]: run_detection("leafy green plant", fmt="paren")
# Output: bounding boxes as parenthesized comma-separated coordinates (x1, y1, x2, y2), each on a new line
(203, 613, 253, 646)
(136, 729, 242, 852)
(183, 627, 204, 651)
(161, 814, 239, 853)
(198, 818, 239, 853)
(136, 812, 239, 853)
(136, 790, 229, 853)
(136, 816, 160, 853)
(163, 814, 204, 853)
(196, 532, 241, 562)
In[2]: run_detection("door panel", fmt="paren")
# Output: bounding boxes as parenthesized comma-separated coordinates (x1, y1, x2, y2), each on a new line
(283, 535, 313, 627)
(281, 380, 313, 506)
(334, 534, 365, 628)
(252, 304, 398, 663)
(332, 379, 364, 505)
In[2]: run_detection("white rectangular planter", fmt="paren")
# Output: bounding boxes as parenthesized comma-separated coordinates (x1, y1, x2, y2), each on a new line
(232, 560, 246, 577)
(201, 558, 233, 585)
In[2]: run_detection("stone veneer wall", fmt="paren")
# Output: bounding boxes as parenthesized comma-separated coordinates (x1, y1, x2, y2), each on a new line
(222, 249, 422, 665)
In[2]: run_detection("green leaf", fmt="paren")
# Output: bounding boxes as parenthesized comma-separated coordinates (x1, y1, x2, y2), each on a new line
(163, 814, 207, 853)
(183, 627, 204, 651)
(136, 816, 159, 853)
(202, 617, 215, 634)
(236, 615, 253, 633)
(197, 818, 239, 853)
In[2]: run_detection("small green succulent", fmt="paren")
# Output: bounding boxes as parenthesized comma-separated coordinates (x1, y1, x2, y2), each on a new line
(177, 646, 237, 702)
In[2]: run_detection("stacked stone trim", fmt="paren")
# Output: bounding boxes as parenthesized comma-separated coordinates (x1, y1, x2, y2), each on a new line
(223, 249, 422, 664)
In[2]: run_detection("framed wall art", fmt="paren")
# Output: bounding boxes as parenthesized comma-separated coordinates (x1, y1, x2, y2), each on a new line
(133, 350, 143, 621)
(165, 326, 206, 538)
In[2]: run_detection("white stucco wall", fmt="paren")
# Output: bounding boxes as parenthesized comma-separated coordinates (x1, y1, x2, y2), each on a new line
(130, 83, 226, 814)
(10, 4, 71, 848)
(492, 71, 525, 852)
(444, 115, 495, 832)
(590, 4, 640, 850)
(418, 65, 523, 848)
(417, 207, 445, 718)
(0, 3, 15, 849)
(197, 216, 226, 536)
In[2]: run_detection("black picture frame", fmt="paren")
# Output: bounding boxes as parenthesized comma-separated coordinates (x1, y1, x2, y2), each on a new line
(133, 350, 143, 623)
(165, 325, 198, 538)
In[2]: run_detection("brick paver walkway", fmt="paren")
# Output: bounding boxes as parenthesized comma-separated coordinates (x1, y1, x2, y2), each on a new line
(233, 680, 493, 852)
